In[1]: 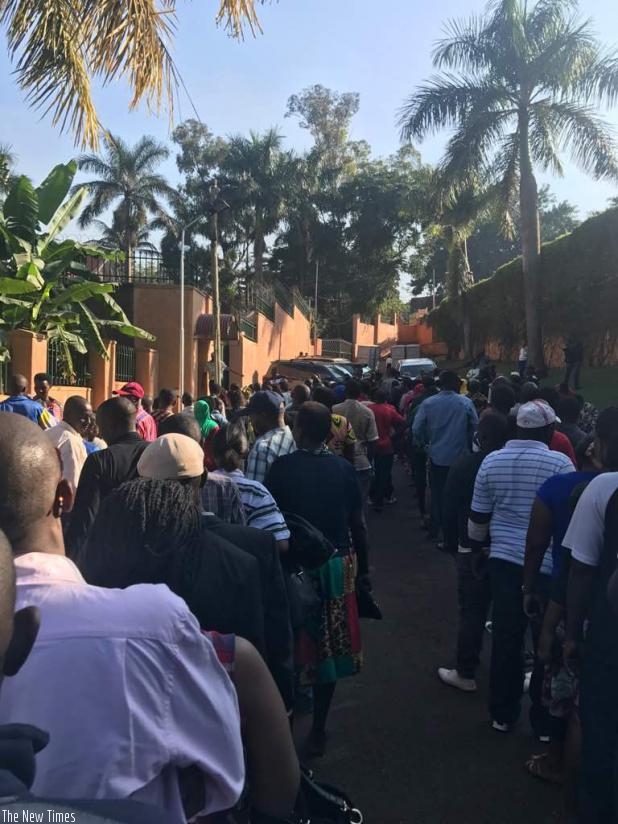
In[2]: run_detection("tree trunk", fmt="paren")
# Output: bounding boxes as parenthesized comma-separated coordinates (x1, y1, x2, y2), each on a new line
(519, 108, 544, 370)
(461, 293, 472, 361)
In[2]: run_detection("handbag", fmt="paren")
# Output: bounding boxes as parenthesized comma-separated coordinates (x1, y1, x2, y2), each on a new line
(282, 512, 336, 570)
(285, 569, 321, 632)
(250, 766, 363, 823)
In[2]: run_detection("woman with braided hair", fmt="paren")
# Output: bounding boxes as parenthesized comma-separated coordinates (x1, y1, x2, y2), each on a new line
(80, 476, 299, 822)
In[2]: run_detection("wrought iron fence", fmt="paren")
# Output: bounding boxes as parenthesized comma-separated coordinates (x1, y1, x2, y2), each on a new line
(321, 339, 353, 358)
(274, 282, 294, 317)
(293, 289, 312, 320)
(47, 339, 90, 386)
(92, 250, 207, 289)
(240, 317, 258, 342)
(115, 343, 136, 383)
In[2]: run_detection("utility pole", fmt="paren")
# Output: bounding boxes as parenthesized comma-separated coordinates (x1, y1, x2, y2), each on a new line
(432, 267, 436, 310)
(313, 259, 319, 351)
(209, 180, 230, 387)
(179, 216, 202, 398)
(211, 207, 222, 386)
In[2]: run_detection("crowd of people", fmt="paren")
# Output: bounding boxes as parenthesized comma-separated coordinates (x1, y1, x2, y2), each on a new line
(0, 356, 617, 822)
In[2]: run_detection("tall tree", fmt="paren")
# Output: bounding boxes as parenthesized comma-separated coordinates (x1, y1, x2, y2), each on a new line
(0, 0, 263, 148)
(399, 0, 618, 369)
(224, 129, 293, 276)
(77, 134, 173, 278)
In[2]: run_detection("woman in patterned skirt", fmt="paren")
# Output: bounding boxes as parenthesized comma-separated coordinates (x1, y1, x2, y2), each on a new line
(265, 401, 370, 757)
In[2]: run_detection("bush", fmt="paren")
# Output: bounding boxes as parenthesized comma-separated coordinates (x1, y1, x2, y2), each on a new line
(429, 206, 618, 365)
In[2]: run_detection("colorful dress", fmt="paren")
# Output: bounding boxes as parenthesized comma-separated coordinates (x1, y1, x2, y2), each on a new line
(265, 449, 363, 686)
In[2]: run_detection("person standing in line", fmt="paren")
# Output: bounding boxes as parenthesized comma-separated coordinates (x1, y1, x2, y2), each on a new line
(114, 382, 157, 442)
(469, 400, 574, 736)
(67, 397, 149, 559)
(518, 342, 528, 379)
(438, 412, 509, 692)
(0, 374, 55, 429)
(181, 391, 195, 416)
(562, 424, 618, 821)
(412, 371, 478, 542)
(152, 388, 178, 435)
(245, 391, 296, 484)
(564, 338, 584, 391)
(32, 372, 63, 420)
(368, 389, 406, 512)
(43, 395, 92, 491)
(333, 380, 379, 508)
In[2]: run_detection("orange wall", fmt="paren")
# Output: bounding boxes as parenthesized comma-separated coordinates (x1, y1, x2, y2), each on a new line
(227, 305, 314, 387)
(131, 284, 210, 396)
(375, 315, 397, 346)
(352, 316, 376, 348)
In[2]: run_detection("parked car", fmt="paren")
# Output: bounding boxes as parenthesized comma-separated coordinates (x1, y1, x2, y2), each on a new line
(267, 359, 347, 387)
(398, 358, 437, 379)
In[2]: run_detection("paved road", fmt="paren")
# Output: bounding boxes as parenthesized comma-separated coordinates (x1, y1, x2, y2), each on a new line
(298, 464, 561, 824)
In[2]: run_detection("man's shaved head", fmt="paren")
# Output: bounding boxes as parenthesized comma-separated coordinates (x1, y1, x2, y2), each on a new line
(8, 374, 28, 396)
(0, 413, 61, 546)
(96, 397, 136, 444)
(63, 396, 92, 433)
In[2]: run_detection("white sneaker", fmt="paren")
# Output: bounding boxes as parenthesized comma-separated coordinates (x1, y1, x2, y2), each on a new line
(523, 671, 532, 694)
(492, 720, 511, 733)
(437, 668, 477, 692)
(385, 496, 397, 505)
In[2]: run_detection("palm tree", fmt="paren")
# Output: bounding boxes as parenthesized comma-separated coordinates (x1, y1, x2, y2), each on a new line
(0, 144, 16, 198)
(224, 129, 293, 277)
(77, 134, 174, 279)
(399, 0, 618, 369)
(1, 1, 262, 148)
(90, 214, 157, 254)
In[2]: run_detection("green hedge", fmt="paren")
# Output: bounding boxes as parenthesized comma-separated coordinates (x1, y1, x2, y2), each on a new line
(429, 207, 618, 364)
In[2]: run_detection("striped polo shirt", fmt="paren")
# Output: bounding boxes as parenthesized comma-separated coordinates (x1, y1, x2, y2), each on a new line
(210, 469, 291, 542)
(471, 439, 574, 572)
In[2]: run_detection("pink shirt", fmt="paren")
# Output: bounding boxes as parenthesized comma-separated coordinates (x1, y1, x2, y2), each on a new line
(136, 408, 158, 441)
(0, 553, 244, 822)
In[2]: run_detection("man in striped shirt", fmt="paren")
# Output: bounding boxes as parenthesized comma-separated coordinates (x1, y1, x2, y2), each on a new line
(469, 400, 574, 736)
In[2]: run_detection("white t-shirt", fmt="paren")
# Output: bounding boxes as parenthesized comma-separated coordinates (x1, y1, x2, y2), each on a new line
(519, 347, 528, 361)
(562, 472, 618, 567)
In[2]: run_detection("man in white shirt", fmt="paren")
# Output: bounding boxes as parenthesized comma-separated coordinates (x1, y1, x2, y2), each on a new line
(43, 395, 91, 490)
(563, 466, 618, 822)
(0, 412, 245, 823)
(469, 400, 573, 736)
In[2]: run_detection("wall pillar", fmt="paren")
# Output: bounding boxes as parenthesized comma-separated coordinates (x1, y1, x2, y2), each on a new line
(89, 340, 116, 410)
(8, 329, 48, 391)
(135, 347, 158, 399)
(373, 314, 381, 345)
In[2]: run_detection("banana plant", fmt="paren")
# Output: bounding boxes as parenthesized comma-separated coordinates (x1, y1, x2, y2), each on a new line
(0, 161, 154, 373)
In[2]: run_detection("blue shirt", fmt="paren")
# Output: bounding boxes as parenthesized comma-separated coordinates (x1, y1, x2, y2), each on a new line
(412, 391, 478, 466)
(471, 440, 574, 571)
(536, 471, 597, 579)
(0, 395, 53, 428)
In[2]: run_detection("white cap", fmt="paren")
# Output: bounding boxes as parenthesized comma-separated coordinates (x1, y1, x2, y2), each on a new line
(516, 400, 559, 429)
(137, 434, 204, 480)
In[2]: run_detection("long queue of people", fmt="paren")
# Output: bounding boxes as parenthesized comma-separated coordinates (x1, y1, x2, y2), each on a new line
(0, 370, 384, 823)
(399, 366, 618, 824)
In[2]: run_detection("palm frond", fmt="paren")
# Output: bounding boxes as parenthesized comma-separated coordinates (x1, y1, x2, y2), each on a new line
(529, 104, 564, 175)
(432, 15, 488, 72)
(1, 0, 262, 148)
(398, 75, 507, 141)
(533, 101, 618, 180)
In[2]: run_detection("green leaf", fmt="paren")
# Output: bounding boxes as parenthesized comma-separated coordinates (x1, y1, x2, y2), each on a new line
(0, 277, 39, 294)
(47, 281, 114, 307)
(40, 187, 88, 250)
(3, 176, 39, 243)
(36, 161, 77, 225)
(31, 282, 54, 322)
(15, 262, 44, 289)
(77, 301, 107, 358)
(98, 319, 156, 341)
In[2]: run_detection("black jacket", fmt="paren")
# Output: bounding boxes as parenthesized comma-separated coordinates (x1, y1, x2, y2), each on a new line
(202, 515, 294, 710)
(67, 433, 148, 559)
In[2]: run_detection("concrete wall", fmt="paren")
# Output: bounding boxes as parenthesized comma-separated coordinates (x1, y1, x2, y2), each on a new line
(131, 284, 211, 397)
(228, 304, 314, 387)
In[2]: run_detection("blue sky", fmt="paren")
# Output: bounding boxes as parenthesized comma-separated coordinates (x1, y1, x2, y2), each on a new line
(2, 0, 618, 218)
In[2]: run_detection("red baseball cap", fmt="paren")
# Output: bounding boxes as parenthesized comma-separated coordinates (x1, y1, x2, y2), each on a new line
(113, 381, 145, 399)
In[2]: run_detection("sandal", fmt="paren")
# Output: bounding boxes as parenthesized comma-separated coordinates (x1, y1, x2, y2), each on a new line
(525, 753, 564, 785)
